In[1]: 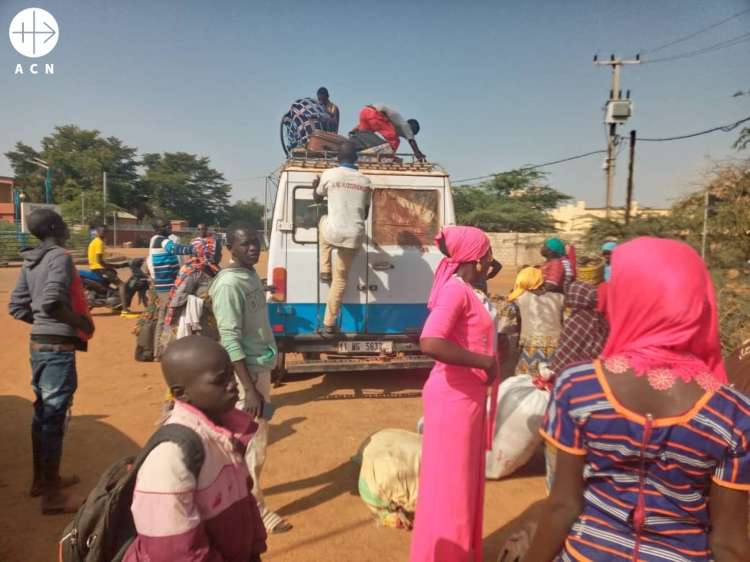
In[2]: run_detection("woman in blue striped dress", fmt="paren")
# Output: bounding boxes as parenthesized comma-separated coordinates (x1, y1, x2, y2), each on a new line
(523, 237, 749, 562)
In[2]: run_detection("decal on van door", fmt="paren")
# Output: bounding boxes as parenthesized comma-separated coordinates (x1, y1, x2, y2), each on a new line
(372, 189, 440, 248)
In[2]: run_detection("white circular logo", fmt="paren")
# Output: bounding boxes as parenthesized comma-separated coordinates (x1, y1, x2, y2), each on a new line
(9, 8, 59, 58)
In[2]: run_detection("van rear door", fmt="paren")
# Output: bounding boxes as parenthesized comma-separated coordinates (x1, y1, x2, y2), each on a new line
(364, 175, 447, 335)
(284, 171, 368, 335)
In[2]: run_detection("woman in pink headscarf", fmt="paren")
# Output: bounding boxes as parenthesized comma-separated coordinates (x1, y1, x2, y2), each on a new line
(410, 226, 499, 562)
(519, 237, 749, 562)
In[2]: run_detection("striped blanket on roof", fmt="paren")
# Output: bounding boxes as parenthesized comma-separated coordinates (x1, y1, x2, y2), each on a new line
(282, 98, 337, 150)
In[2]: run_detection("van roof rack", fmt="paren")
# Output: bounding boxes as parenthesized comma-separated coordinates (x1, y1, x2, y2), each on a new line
(286, 149, 443, 173)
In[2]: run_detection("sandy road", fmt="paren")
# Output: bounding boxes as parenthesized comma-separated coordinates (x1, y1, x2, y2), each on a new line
(0, 250, 544, 562)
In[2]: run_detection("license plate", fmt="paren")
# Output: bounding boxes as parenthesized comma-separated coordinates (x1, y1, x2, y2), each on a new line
(337, 340, 393, 354)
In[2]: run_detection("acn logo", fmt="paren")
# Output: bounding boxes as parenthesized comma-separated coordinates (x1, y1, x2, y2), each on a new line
(9, 8, 59, 58)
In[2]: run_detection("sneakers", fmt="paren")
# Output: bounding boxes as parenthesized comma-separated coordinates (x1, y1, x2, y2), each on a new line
(120, 311, 140, 319)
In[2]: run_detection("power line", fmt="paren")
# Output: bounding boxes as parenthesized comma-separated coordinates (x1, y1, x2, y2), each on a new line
(452, 149, 607, 185)
(642, 32, 750, 64)
(636, 115, 750, 142)
(641, 7, 750, 55)
(452, 115, 750, 186)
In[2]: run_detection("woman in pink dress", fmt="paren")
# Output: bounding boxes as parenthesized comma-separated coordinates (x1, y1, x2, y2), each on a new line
(410, 226, 500, 562)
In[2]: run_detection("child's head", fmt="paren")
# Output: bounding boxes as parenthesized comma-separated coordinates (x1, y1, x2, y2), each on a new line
(27, 209, 69, 243)
(161, 336, 238, 419)
(226, 222, 260, 268)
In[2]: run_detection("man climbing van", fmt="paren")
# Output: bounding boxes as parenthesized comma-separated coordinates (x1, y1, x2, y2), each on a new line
(314, 141, 372, 336)
(353, 104, 425, 161)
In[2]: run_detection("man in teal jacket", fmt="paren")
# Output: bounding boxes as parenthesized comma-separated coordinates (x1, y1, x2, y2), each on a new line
(209, 222, 292, 534)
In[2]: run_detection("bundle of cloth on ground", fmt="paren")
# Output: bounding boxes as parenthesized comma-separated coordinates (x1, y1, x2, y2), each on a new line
(356, 429, 422, 530)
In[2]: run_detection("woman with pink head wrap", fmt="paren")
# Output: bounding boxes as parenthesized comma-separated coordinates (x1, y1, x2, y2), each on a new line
(410, 226, 499, 562)
(521, 237, 749, 562)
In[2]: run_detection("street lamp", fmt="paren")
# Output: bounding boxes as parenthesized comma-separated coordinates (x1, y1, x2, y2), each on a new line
(25, 157, 53, 204)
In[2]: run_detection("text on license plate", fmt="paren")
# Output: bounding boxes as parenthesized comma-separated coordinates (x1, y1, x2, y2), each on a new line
(337, 341, 394, 354)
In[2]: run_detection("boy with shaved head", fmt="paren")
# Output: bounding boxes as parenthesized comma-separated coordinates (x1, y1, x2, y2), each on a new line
(124, 336, 267, 562)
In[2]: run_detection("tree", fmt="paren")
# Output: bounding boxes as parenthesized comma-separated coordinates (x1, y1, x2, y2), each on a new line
(224, 199, 265, 228)
(138, 152, 231, 225)
(4, 125, 140, 224)
(581, 158, 750, 352)
(454, 168, 571, 232)
(732, 89, 749, 151)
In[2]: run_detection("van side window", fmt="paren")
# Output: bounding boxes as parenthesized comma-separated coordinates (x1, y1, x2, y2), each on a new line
(372, 189, 440, 248)
(292, 186, 323, 244)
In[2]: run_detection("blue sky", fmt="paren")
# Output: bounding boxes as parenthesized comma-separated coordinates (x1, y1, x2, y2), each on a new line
(2, 0, 749, 208)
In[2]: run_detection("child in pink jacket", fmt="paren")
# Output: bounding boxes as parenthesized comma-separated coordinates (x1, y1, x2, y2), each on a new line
(124, 335, 267, 562)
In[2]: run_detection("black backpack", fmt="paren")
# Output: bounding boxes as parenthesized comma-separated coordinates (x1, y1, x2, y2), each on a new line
(58, 424, 205, 562)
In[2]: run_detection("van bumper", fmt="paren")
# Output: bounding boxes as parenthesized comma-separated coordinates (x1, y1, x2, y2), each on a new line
(275, 332, 421, 354)
(273, 333, 433, 375)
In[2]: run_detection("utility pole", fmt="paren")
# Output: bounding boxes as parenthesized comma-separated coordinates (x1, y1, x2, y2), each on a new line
(102, 171, 108, 226)
(81, 191, 85, 227)
(701, 188, 709, 260)
(594, 54, 640, 218)
(625, 130, 636, 224)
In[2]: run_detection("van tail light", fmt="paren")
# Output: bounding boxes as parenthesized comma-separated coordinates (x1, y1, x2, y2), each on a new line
(272, 267, 287, 302)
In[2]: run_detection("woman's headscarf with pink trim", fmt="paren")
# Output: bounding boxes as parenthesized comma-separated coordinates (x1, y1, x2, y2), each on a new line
(601, 237, 727, 384)
(427, 226, 491, 310)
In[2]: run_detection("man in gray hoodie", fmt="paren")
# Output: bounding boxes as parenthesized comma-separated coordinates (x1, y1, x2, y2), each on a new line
(9, 209, 94, 514)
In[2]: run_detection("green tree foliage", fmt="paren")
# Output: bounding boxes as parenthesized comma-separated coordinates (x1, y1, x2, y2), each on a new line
(5, 125, 139, 220)
(582, 158, 750, 352)
(224, 199, 265, 228)
(455, 168, 571, 232)
(138, 152, 231, 226)
(583, 159, 750, 268)
(736, 128, 750, 151)
(4, 125, 234, 225)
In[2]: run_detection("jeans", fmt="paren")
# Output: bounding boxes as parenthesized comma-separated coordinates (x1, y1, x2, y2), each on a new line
(30, 351, 77, 463)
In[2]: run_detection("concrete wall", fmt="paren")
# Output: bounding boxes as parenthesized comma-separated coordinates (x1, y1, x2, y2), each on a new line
(551, 200, 670, 236)
(487, 232, 549, 268)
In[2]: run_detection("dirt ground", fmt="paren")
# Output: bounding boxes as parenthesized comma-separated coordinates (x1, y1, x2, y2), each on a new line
(0, 249, 545, 562)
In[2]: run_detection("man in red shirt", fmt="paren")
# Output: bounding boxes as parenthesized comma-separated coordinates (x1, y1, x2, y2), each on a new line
(353, 104, 426, 161)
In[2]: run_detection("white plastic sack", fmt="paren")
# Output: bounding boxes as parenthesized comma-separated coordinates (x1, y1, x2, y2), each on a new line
(486, 374, 550, 479)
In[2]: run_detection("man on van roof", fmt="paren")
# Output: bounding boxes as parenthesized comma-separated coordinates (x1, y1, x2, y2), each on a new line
(352, 104, 426, 162)
(317, 87, 340, 133)
(314, 141, 372, 336)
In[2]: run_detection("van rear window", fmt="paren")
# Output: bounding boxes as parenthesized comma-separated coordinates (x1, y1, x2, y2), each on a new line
(292, 186, 323, 244)
(372, 189, 440, 247)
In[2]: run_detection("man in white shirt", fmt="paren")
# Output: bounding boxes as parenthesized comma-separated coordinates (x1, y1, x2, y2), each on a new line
(314, 142, 372, 335)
